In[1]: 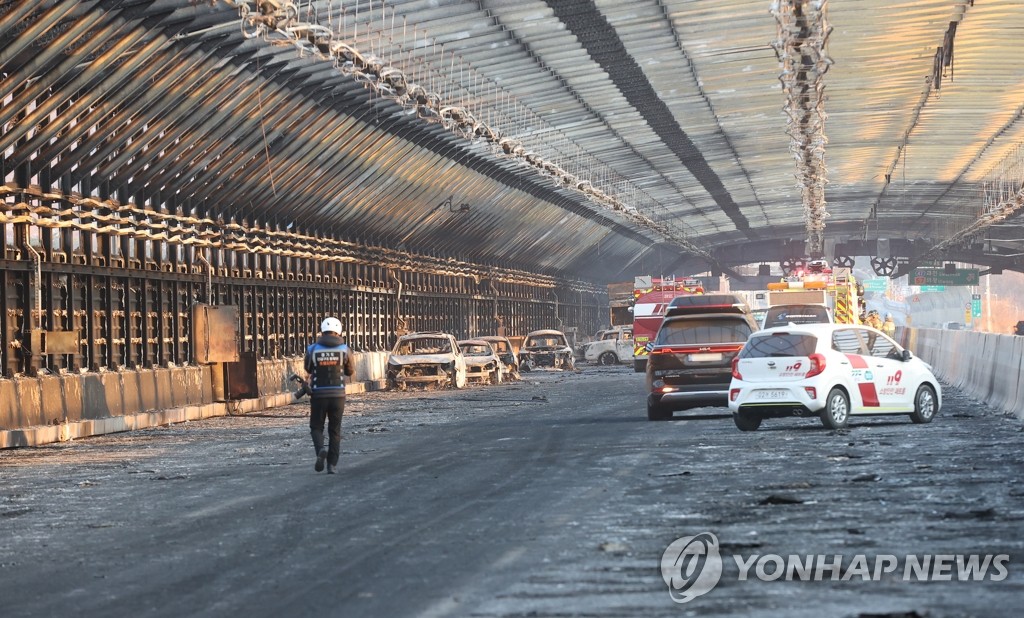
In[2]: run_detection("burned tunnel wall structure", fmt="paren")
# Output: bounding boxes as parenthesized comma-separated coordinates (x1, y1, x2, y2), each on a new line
(0, 193, 607, 439)
(0, 197, 606, 374)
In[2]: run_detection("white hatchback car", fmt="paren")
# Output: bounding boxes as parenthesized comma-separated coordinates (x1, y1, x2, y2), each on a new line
(728, 323, 941, 431)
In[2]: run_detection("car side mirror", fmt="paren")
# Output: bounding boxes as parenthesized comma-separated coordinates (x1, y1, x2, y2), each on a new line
(901, 349, 912, 362)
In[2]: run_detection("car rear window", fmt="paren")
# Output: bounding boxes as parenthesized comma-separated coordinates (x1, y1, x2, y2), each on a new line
(762, 305, 830, 328)
(739, 333, 817, 358)
(655, 318, 753, 346)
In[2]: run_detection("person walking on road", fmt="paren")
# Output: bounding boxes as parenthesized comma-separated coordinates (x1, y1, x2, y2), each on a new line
(304, 317, 354, 474)
(881, 313, 896, 339)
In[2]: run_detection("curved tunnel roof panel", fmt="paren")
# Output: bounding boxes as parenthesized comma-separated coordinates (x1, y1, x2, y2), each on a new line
(2, 0, 1024, 281)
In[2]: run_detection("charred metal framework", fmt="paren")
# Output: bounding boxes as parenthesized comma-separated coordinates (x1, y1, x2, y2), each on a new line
(4, 0, 1023, 392)
(228, 0, 717, 264)
(0, 191, 604, 377)
(0, 0, 619, 379)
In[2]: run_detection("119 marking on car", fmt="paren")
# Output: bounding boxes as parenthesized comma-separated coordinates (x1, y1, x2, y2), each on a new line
(728, 323, 942, 431)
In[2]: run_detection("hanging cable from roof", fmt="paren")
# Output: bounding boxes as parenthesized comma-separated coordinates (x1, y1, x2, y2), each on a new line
(923, 144, 1024, 259)
(770, 0, 833, 258)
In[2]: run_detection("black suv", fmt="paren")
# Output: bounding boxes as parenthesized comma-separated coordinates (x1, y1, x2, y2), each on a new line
(645, 295, 757, 421)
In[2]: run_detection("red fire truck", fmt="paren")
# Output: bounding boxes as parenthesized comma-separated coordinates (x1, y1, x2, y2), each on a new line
(631, 276, 704, 372)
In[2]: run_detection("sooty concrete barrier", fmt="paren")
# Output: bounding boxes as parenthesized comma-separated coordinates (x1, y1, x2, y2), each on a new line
(900, 327, 1023, 420)
(0, 352, 389, 448)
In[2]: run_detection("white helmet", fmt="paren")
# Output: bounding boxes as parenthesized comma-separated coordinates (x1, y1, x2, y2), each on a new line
(320, 317, 342, 334)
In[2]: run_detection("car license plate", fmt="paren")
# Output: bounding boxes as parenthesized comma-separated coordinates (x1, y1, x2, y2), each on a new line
(755, 389, 789, 400)
(689, 353, 722, 362)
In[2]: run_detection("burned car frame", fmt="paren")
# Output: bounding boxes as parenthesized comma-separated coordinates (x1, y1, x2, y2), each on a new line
(519, 329, 576, 372)
(457, 339, 503, 384)
(480, 335, 520, 381)
(387, 332, 468, 390)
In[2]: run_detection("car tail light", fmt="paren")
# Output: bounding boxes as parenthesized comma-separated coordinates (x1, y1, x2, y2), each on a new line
(731, 356, 743, 380)
(806, 353, 826, 378)
(804, 386, 817, 399)
(730, 388, 740, 402)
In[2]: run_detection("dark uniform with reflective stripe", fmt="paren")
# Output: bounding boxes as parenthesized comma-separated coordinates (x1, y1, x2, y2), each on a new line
(304, 333, 354, 468)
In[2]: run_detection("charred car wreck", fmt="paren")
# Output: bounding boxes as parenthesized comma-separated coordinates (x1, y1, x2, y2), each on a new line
(458, 339, 503, 384)
(481, 335, 520, 381)
(519, 329, 576, 372)
(387, 332, 468, 390)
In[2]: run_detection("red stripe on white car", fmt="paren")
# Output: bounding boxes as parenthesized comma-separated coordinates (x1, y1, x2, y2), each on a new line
(845, 354, 868, 369)
(845, 354, 880, 406)
(859, 383, 880, 407)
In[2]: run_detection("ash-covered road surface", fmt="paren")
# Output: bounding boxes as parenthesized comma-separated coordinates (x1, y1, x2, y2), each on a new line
(1, 366, 1022, 618)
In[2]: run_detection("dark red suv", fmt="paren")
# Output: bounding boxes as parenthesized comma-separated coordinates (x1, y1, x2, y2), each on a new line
(645, 295, 757, 421)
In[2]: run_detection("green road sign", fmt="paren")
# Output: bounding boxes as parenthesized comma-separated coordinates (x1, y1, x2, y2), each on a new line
(918, 285, 946, 292)
(863, 278, 889, 292)
(910, 268, 980, 286)
(972, 294, 982, 318)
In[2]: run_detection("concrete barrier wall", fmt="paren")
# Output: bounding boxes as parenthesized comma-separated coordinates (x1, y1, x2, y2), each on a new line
(1, 351, 390, 448)
(252, 354, 386, 396)
(901, 327, 1024, 420)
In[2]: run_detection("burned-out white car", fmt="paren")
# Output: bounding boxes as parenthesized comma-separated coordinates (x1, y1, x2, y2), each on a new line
(481, 335, 520, 381)
(519, 329, 576, 372)
(387, 332, 468, 390)
(457, 339, 503, 384)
